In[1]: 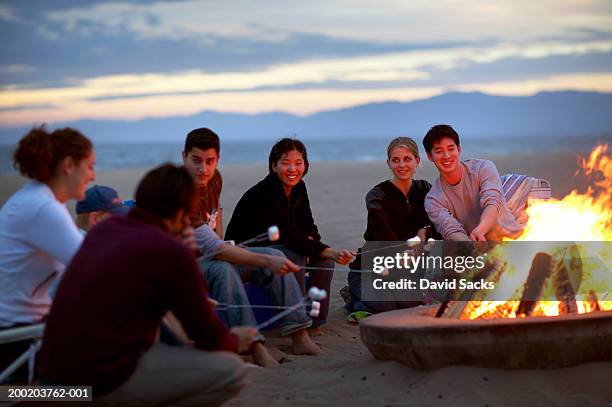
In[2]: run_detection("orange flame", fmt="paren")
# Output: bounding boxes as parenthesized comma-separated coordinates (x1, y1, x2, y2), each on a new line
(463, 144, 611, 319)
(519, 144, 611, 241)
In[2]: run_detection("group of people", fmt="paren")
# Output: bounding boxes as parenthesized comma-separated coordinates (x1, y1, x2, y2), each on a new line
(0, 123, 524, 405)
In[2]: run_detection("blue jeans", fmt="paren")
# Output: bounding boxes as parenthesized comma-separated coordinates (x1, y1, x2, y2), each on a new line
(269, 245, 334, 327)
(198, 247, 311, 336)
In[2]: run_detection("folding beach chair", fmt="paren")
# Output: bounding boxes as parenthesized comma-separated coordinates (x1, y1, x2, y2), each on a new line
(0, 323, 45, 384)
(501, 174, 551, 206)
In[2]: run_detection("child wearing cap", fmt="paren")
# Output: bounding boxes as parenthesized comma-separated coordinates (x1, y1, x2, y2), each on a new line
(75, 185, 130, 233)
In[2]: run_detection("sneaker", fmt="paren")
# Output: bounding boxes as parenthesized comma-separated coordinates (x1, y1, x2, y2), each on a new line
(346, 310, 372, 324)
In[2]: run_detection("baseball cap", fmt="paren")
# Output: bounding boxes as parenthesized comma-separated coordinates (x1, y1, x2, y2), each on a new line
(76, 185, 131, 215)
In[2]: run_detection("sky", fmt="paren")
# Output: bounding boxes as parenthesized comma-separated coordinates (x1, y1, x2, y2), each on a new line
(1, 0, 612, 127)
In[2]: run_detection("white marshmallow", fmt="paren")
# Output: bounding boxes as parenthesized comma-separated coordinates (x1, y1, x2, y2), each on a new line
(317, 289, 328, 300)
(308, 287, 328, 300)
(407, 236, 422, 247)
(311, 301, 321, 310)
(308, 287, 320, 299)
(309, 308, 320, 317)
(267, 226, 280, 242)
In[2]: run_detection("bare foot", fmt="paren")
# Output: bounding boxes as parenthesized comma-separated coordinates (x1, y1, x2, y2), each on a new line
(307, 326, 323, 337)
(252, 342, 279, 367)
(291, 329, 321, 355)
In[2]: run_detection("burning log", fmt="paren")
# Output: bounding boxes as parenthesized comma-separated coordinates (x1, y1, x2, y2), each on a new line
(434, 300, 451, 318)
(516, 252, 553, 316)
(437, 260, 505, 319)
(587, 290, 602, 312)
(552, 245, 582, 314)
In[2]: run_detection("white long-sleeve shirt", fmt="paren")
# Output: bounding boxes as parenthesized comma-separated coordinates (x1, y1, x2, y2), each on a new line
(0, 181, 83, 327)
(425, 159, 524, 240)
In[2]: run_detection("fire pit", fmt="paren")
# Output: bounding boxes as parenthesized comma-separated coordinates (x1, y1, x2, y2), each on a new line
(360, 305, 612, 370)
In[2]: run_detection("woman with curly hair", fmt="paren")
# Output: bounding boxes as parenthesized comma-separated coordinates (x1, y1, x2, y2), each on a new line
(0, 126, 95, 330)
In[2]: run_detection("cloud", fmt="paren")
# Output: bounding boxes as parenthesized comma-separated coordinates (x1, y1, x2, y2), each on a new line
(0, 18, 467, 88)
(0, 5, 17, 21)
(3, 73, 612, 128)
(3, 38, 609, 105)
(40, 0, 612, 43)
(0, 65, 36, 74)
(0, 0, 611, 125)
(0, 103, 56, 112)
(2, 1, 610, 88)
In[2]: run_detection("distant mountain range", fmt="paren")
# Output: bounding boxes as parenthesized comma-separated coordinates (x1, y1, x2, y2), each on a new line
(1, 91, 611, 144)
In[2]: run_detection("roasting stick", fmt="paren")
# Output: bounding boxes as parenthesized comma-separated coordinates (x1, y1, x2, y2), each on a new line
(199, 225, 281, 260)
(254, 287, 328, 331)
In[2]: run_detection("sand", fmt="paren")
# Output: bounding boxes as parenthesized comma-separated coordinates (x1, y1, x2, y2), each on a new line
(1, 152, 611, 406)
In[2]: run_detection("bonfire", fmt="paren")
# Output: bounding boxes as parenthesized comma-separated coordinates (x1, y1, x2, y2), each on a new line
(455, 144, 611, 320)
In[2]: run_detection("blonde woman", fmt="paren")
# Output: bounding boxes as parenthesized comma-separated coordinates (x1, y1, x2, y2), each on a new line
(346, 137, 439, 317)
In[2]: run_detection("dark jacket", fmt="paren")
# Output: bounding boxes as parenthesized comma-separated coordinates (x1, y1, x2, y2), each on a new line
(364, 179, 436, 241)
(39, 208, 237, 394)
(350, 179, 439, 270)
(226, 173, 327, 257)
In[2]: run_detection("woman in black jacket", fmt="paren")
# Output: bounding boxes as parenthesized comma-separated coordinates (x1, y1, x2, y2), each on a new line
(347, 137, 439, 316)
(226, 138, 354, 327)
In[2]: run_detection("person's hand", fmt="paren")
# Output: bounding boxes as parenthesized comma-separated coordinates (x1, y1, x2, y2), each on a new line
(267, 255, 300, 275)
(230, 326, 258, 353)
(416, 228, 427, 243)
(205, 210, 218, 230)
(206, 297, 218, 308)
(469, 226, 487, 242)
(181, 226, 198, 252)
(334, 249, 356, 265)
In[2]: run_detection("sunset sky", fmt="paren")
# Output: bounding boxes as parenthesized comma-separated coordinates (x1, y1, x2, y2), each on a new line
(1, 0, 611, 127)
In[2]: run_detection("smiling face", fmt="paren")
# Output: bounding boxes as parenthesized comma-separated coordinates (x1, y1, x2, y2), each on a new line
(182, 147, 219, 188)
(427, 136, 461, 178)
(388, 146, 419, 181)
(66, 150, 96, 201)
(272, 149, 305, 195)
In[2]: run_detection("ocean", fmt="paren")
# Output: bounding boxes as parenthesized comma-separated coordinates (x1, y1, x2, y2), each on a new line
(1, 134, 608, 174)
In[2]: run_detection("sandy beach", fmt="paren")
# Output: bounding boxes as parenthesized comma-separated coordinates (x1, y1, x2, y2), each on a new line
(1, 152, 611, 406)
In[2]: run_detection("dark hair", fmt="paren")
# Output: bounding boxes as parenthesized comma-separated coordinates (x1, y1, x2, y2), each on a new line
(13, 126, 93, 182)
(184, 128, 220, 155)
(135, 164, 196, 219)
(268, 138, 309, 175)
(422, 124, 460, 154)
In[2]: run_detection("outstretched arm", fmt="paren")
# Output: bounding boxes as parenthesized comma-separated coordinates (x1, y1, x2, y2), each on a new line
(472, 160, 505, 241)
(215, 244, 299, 275)
(320, 247, 356, 265)
(469, 205, 498, 241)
